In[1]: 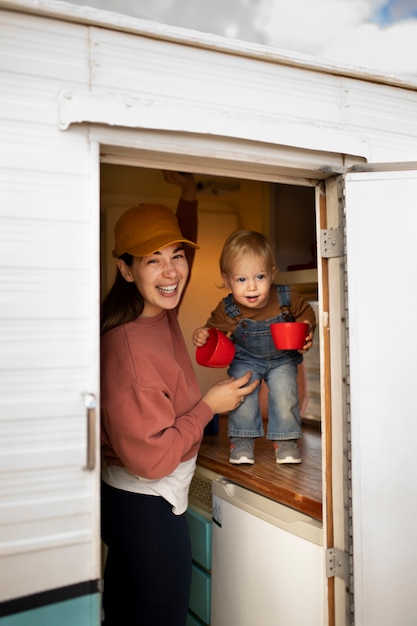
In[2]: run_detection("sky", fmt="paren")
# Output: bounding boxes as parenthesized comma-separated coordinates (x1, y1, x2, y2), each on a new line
(67, 0, 417, 78)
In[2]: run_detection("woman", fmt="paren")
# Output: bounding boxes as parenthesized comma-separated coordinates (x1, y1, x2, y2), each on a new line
(100, 172, 257, 625)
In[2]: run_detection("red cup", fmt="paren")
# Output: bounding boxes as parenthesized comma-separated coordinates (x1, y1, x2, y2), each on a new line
(196, 328, 236, 368)
(271, 322, 309, 351)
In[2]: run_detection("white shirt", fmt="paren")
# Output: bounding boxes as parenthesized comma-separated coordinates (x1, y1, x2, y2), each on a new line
(102, 455, 197, 515)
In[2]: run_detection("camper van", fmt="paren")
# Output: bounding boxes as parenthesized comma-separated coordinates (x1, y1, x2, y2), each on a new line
(1, 1, 417, 625)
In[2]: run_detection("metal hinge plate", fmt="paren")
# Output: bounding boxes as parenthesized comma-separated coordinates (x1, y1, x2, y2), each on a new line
(320, 228, 343, 258)
(326, 548, 350, 583)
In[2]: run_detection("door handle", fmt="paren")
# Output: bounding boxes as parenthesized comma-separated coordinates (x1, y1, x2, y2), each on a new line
(82, 392, 97, 470)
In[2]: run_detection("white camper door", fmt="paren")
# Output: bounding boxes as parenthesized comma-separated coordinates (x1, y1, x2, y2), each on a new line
(344, 168, 417, 626)
(0, 149, 101, 606)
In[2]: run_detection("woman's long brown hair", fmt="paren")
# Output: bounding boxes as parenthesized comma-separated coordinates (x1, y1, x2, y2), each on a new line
(100, 253, 144, 335)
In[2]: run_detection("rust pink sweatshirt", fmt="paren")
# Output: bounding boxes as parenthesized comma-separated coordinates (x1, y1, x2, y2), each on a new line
(100, 303, 213, 480)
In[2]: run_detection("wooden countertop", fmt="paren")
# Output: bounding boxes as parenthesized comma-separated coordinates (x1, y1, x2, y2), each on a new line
(197, 415, 322, 521)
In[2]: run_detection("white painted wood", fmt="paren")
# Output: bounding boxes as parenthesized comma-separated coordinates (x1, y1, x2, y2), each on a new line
(0, 8, 100, 603)
(2, 0, 417, 92)
(58, 87, 370, 161)
(95, 126, 361, 181)
(57, 19, 417, 164)
(345, 169, 417, 626)
(58, 23, 417, 161)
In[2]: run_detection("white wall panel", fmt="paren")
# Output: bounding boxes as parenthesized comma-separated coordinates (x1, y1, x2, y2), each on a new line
(0, 8, 100, 605)
(59, 22, 417, 162)
(345, 170, 417, 626)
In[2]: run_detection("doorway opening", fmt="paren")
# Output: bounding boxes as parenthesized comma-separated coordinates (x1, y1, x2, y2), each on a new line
(99, 159, 326, 621)
(100, 164, 320, 425)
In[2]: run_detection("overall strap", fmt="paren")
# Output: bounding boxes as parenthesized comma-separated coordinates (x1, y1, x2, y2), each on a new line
(276, 284, 293, 321)
(223, 293, 241, 319)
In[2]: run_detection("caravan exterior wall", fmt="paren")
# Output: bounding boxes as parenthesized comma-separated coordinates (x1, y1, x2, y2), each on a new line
(0, 5, 101, 626)
(1, 1, 417, 624)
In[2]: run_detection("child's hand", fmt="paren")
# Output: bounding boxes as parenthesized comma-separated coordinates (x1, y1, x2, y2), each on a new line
(193, 327, 210, 347)
(298, 321, 314, 353)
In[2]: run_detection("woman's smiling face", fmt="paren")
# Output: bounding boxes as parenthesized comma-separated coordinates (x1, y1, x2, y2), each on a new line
(118, 243, 190, 317)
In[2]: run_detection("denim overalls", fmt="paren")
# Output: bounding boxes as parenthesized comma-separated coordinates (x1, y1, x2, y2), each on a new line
(225, 285, 303, 440)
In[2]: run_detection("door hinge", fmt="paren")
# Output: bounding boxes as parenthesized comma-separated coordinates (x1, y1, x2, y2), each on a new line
(326, 548, 350, 583)
(320, 228, 343, 258)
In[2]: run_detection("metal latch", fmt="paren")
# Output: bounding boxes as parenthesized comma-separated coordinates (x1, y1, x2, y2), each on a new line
(320, 228, 343, 258)
(326, 548, 350, 583)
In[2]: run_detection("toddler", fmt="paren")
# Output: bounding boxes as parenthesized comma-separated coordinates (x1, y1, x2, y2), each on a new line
(193, 230, 315, 464)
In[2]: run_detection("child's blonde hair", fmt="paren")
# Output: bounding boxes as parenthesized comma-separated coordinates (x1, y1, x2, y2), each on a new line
(219, 230, 276, 276)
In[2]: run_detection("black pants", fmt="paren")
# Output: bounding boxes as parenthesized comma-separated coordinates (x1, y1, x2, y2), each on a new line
(101, 481, 192, 626)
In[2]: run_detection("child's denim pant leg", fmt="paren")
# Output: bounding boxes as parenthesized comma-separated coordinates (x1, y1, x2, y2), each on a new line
(265, 359, 302, 440)
(227, 359, 265, 438)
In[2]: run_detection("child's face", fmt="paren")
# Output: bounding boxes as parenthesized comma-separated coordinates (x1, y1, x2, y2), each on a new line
(223, 253, 275, 310)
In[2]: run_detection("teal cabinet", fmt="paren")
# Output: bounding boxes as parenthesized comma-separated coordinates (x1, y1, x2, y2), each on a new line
(186, 506, 212, 625)
(186, 611, 205, 626)
(187, 507, 212, 570)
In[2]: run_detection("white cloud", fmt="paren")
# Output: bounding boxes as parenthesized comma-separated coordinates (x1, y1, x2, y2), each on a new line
(252, 0, 417, 76)
(253, 0, 373, 55)
(320, 20, 417, 75)
(65, 0, 417, 77)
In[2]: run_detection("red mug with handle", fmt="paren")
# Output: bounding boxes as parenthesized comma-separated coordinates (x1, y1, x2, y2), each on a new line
(196, 328, 236, 368)
(270, 322, 309, 351)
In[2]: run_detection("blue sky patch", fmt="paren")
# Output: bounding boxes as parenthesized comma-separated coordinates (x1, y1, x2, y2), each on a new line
(374, 0, 417, 26)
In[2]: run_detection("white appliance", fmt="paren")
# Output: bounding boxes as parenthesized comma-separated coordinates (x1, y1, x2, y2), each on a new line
(211, 478, 324, 626)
